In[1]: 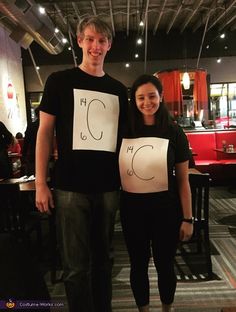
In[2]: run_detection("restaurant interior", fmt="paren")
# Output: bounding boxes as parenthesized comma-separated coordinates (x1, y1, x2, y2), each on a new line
(0, 1, 236, 311)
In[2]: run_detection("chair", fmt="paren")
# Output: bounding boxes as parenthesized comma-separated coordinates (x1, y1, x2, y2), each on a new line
(0, 233, 50, 307)
(179, 173, 213, 278)
(0, 183, 42, 252)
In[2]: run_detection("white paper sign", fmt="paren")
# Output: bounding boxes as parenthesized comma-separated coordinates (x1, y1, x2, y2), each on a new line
(73, 89, 119, 152)
(119, 137, 169, 193)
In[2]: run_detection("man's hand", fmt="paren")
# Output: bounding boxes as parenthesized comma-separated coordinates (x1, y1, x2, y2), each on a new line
(36, 183, 54, 214)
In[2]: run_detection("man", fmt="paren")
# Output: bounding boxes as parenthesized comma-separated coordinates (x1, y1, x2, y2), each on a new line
(35, 17, 128, 312)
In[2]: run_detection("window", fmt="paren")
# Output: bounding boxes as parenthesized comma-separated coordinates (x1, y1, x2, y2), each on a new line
(210, 83, 236, 128)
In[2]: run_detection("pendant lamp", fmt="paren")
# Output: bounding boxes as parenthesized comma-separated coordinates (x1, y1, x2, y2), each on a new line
(182, 72, 190, 90)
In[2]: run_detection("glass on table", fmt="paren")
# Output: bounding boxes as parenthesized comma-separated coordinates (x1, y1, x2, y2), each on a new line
(227, 144, 234, 152)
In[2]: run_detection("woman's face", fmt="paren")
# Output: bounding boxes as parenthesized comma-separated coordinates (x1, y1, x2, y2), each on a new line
(135, 82, 162, 125)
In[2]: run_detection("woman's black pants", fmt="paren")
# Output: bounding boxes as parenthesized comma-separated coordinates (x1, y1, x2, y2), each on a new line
(120, 193, 181, 307)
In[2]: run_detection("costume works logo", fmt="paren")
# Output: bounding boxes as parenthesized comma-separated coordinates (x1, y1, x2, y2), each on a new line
(5, 299, 16, 309)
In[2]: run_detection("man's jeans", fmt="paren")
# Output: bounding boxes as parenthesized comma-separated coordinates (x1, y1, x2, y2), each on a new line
(54, 189, 119, 312)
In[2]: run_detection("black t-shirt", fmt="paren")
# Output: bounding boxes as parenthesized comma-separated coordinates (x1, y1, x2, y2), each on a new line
(39, 67, 128, 192)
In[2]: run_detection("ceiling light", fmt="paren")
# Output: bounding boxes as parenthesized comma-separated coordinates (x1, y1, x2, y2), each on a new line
(220, 33, 225, 39)
(36, 66, 40, 70)
(182, 72, 190, 90)
(139, 21, 144, 27)
(135, 53, 139, 58)
(62, 38, 68, 44)
(125, 63, 130, 68)
(68, 46, 72, 50)
(206, 44, 210, 49)
(217, 58, 222, 63)
(55, 28, 59, 33)
(39, 6, 46, 14)
(224, 45, 228, 50)
(137, 38, 142, 45)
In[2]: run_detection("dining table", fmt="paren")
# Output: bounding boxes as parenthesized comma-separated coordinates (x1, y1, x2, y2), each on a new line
(0, 177, 35, 191)
(214, 148, 236, 154)
(188, 168, 202, 175)
(189, 147, 198, 156)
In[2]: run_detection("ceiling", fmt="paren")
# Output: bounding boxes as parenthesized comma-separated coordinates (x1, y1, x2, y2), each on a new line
(35, 0, 236, 36)
(1, 0, 236, 65)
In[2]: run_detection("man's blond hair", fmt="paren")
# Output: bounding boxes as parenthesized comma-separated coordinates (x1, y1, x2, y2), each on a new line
(77, 16, 113, 42)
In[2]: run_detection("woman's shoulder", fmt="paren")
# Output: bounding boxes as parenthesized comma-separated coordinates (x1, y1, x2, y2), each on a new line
(168, 121, 185, 134)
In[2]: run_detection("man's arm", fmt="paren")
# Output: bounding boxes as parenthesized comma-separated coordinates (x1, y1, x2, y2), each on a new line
(35, 111, 55, 213)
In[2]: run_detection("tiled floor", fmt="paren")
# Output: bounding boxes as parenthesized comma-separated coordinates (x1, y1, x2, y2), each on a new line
(44, 186, 236, 312)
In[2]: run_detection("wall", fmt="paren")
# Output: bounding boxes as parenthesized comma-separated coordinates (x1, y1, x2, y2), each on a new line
(23, 55, 236, 92)
(0, 26, 27, 135)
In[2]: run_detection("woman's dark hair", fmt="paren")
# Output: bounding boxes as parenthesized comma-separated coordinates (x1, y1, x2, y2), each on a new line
(129, 74, 173, 136)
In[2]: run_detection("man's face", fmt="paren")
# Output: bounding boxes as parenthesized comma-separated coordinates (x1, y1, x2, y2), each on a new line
(77, 26, 111, 67)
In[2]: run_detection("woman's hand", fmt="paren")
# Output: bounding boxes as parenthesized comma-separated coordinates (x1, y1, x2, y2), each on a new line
(179, 221, 194, 241)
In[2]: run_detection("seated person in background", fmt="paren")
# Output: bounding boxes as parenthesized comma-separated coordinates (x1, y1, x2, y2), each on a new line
(8, 136, 21, 154)
(22, 108, 39, 175)
(0, 121, 13, 178)
(7, 136, 22, 175)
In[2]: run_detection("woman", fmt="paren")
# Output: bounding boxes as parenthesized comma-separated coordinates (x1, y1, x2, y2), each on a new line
(119, 75, 193, 312)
